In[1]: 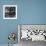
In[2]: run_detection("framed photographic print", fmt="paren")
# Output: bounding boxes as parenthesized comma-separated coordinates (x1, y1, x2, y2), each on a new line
(3, 5, 17, 19)
(18, 24, 46, 42)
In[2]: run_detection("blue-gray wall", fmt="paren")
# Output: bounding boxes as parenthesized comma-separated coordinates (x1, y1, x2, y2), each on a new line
(20, 0, 46, 24)
(0, 0, 46, 44)
(0, 0, 21, 44)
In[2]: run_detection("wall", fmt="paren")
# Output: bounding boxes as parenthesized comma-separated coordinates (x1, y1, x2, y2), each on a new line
(0, 0, 46, 44)
(0, 0, 22, 44)
(20, 0, 46, 24)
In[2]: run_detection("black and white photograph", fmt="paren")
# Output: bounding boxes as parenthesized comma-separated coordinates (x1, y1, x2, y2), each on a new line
(3, 5, 17, 19)
(18, 25, 46, 46)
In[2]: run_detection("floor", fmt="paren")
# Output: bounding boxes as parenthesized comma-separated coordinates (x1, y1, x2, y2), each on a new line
(19, 40, 46, 46)
(0, 40, 46, 46)
(0, 44, 18, 46)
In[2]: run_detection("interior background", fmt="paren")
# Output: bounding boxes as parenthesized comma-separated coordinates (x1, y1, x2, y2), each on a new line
(0, 0, 46, 44)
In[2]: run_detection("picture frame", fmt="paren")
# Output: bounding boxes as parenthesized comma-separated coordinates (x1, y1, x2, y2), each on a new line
(18, 24, 46, 41)
(3, 5, 17, 19)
